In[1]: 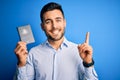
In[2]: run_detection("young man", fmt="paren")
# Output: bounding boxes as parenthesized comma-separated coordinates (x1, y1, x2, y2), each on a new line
(14, 2, 98, 80)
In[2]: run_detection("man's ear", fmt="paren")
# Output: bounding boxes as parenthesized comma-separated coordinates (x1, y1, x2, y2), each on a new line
(64, 19, 66, 28)
(41, 23, 45, 31)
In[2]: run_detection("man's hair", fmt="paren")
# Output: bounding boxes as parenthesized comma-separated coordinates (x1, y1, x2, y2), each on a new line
(40, 2, 65, 23)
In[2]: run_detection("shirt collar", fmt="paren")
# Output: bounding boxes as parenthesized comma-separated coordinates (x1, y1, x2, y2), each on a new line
(44, 37, 69, 49)
(62, 37, 69, 47)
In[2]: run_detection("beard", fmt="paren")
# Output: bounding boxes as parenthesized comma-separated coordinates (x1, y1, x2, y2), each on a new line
(45, 28, 65, 41)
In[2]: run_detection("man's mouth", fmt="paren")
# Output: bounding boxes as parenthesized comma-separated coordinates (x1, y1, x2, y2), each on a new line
(52, 30, 59, 35)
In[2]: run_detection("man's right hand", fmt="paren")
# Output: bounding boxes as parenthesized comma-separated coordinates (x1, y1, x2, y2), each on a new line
(14, 41, 28, 67)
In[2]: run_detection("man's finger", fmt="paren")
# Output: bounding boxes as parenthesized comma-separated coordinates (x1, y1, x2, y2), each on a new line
(18, 41, 27, 46)
(85, 32, 90, 44)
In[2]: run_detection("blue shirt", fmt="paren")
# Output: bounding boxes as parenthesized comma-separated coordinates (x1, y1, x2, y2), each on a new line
(15, 38, 98, 80)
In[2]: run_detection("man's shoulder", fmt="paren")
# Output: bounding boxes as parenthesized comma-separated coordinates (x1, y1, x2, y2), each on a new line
(29, 43, 43, 53)
(67, 40, 78, 47)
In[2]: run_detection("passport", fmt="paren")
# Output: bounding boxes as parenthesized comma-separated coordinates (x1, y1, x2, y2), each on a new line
(17, 24, 35, 44)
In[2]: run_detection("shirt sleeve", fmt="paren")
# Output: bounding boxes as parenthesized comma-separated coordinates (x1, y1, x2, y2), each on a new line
(84, 66, 98, 80)
(14, 51, 35, 80)
(78, 65, 98, 80)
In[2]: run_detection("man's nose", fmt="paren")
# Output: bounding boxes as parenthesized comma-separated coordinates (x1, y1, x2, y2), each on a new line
(52, 21, 57, 29)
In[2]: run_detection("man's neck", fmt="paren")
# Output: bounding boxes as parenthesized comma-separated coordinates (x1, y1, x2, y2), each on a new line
(48, 37, 64, 50)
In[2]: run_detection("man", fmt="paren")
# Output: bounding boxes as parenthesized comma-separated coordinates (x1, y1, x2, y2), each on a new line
(14, 2, 98, 80)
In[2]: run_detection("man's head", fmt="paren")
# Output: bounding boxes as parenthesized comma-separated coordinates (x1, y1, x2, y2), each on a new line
(40, 2, 65, 23)
(40, 2, 66, 41)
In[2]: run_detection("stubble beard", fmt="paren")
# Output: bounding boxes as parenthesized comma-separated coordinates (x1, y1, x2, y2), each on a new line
(45, 29, 65, 41)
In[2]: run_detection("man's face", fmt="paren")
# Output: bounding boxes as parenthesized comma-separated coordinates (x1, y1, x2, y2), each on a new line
(41, 9, 66, 41)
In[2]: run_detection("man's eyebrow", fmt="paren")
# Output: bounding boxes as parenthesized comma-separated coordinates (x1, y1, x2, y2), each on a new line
(55, 17, 62, 19)
(44, 17, 63, 22)
(44, 19, 51, 22)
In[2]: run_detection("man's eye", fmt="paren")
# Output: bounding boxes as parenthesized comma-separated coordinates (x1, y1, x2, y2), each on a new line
(45, 21, 51, 24)
(56, 19, 61, 22)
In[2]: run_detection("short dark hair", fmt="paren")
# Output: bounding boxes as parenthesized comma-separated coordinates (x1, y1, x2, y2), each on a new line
(40, 2, 65, 23)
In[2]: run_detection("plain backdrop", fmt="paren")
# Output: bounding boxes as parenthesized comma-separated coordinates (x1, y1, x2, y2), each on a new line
(0, 0, 120, 80)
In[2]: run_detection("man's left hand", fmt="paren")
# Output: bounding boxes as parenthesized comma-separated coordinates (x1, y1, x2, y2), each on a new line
(78, 32, 93, 64)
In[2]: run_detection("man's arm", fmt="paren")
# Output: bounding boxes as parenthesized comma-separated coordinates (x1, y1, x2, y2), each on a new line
(78, 32, 98, 79)
(14, 42, 35, 80)
(77, 58, 98, 80)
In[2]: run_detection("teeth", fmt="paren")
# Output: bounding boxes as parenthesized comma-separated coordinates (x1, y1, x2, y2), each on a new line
(53, 30, 59, 35)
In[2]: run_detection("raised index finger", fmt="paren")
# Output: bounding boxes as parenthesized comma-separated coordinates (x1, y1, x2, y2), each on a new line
(85, 32, 90, 44)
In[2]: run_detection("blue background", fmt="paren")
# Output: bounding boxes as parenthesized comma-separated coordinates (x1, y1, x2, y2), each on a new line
(0, 0, 120, 80)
